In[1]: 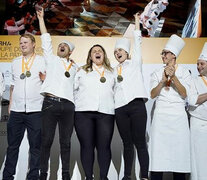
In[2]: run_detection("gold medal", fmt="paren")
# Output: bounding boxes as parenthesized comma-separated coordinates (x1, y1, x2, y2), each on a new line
(117, 75, 123, 82)
(62, 60, 73, 78)
(21, 54, 35, 79)
(20, 73, 26, 79)
(100, 77, 106, 83)
(117, 65, 123, 83)
(26, 71, 31, 77)
(93, 65, 106, 83)
(65, 71, 70, 78)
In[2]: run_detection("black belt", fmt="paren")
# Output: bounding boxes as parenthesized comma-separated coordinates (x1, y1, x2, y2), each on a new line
(45, 96, 68, 102)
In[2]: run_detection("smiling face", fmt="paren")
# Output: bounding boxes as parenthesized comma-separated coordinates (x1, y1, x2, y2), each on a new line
(161, 50, 176, 65)
(90, 46, 104, 66)
(57, 43, 71, 59)
(114, 48, 128, 63)
(19, 36, 35, 57)
(197, 59, 207, 76)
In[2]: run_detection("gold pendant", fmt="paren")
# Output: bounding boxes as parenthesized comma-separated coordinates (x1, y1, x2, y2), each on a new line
(20, 73, 26, 79)
(100, 77, 106, 83)
(26, 71, 31, 77)
(65, 71, 70, 78)
(117, 75, 123, 82)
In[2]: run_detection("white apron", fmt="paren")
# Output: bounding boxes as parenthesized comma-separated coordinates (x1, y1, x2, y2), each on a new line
(149, 102, 190, 172)
(190, 116, 207, 180)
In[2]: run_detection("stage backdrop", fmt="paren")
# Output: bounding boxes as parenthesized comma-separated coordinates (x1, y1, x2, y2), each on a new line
(0, 35, 206, 180)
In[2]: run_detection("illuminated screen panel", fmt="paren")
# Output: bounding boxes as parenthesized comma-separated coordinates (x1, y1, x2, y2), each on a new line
(182, 0, 201, 38)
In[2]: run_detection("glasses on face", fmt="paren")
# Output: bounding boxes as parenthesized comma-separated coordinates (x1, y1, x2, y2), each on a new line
(160, 51, 171, 56)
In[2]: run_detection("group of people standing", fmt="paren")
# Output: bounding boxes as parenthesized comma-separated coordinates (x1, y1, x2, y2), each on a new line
(1, 7, 207, 180)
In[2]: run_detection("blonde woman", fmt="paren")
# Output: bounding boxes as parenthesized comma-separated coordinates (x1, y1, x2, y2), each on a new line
(74, 44, 115, 180)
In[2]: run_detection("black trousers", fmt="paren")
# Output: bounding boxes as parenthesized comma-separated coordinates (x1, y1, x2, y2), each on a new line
(75, 111, 114, 179)
(115, 98, 149, 179)
(150, 172, 187, 180)
(3, 111, 42, 180)
(40, 97, 75, 174)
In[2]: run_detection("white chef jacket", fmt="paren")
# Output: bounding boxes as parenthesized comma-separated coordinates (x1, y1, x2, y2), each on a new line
(188, 76, 207, 180)
(190, 115, 207, 180)
(10, 55, 45, 112)
(150, 65, 191, 107)
(149, 65, 191, 172)
(40, 33, 78, 103)
(188, 76, 207, 121)
(74, 65, 115, 115)
(114, 30, 148, 109)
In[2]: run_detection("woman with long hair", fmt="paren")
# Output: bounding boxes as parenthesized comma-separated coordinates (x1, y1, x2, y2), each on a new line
(74, 44, 115, 180)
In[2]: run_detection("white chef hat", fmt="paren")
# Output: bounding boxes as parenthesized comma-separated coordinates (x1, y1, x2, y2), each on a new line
(59, 40, 75, 52)
(198, 42, 207, 61)
(163, 34, 185, 57)
(115, 38, 131, 54)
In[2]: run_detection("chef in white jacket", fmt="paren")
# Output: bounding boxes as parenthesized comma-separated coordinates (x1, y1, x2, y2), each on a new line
(0, 71, 5, 119)
(114, 13, 149, 180)
(188, 42, 207, 180)
(149, 34, 191, 180)
(74, 44, 115, 180)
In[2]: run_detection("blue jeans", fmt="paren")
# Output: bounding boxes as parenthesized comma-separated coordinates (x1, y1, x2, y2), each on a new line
(3, 111, 42, 180)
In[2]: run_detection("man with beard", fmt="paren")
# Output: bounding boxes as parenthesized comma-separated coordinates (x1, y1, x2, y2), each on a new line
(37, 8, 77, 180)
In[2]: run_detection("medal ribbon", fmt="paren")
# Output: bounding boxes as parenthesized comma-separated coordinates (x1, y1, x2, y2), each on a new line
(62, 60, 73, 72)
(117, 65, 122, 76)
(22, 54, 35, 74)
(93, 65, 105, 78)
(201, 76, 207, 87)
(166, 64, 178, 87)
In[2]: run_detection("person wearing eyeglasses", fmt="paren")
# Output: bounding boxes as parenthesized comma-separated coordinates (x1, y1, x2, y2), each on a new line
(149, 34, 191, 180)
(37, 8, 78, 180)
(188, 42, 207, 180)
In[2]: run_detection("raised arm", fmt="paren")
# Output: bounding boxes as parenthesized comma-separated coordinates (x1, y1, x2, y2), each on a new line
(132, 12, 142, 67)
(36, 8, 47, 34)
(36, 8, 54, 62)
